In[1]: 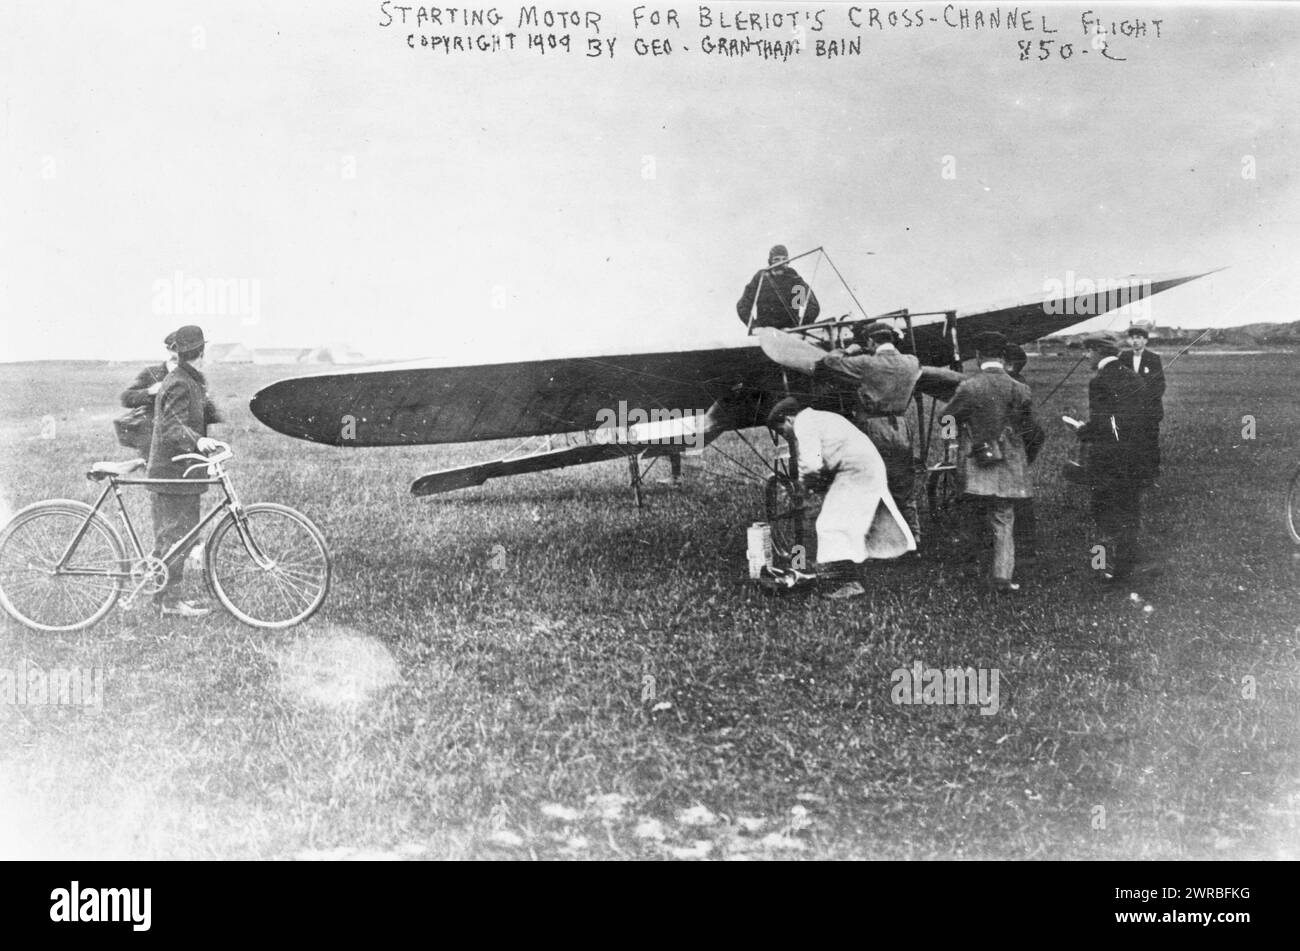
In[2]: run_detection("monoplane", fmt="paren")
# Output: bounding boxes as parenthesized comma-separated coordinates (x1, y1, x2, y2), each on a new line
(250, 250, 1216, 551)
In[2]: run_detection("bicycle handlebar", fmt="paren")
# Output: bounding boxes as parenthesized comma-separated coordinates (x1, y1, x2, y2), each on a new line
(173, 440, 233, 476)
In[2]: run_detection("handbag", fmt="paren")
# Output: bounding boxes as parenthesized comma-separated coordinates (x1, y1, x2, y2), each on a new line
(970, 430, 1007, 467)
(113, 406, 153, 454)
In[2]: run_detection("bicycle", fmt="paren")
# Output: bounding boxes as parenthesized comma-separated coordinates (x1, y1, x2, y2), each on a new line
(0, 441, 330, 632)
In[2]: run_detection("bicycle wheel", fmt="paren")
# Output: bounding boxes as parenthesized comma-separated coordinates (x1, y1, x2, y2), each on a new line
(204, 502, 330, 629)
(0, 500, 126, 632)
(1287, 464, 1300, 545)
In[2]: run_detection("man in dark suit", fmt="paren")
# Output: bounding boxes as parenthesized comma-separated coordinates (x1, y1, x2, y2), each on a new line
(943, 332, 1042, 593)
(1120, 325, 1165, 486)
(1076, 332, 1146, 582)
(147, 325, 222, 617)
(736, 244, 820, 331)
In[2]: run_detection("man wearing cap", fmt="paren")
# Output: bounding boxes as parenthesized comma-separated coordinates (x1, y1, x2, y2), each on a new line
(766, 397, 916, 598)
(147, 325, 223, 617)
(1120, 325, 1165, 486)
(1076, 331, 1146, 581)
(736, 245, 820, 331)
(942, 332, 1041, 593)
(120, 331, 221, 461)
(815, 320, 924, 546)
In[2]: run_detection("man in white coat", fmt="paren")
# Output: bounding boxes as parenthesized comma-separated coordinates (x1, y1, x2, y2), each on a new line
(766, 397, 916, 599)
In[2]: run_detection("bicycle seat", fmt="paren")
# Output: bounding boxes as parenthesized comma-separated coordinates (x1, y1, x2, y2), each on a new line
(87, 458, 146, 480)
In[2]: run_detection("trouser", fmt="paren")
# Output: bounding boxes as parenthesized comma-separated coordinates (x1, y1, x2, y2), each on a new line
(1013, 498, 1037, 558)
(1129, 417, 1161, 486)
(150, 492, 202, 604)
(859, 415, 920, 544)
(1091, 480, 1143, 575)
(986, 498, 1015, 582)
(963, 495, 1016, 583)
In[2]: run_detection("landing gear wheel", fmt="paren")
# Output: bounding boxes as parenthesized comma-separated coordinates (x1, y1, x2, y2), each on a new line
(764, 471, 806, 561)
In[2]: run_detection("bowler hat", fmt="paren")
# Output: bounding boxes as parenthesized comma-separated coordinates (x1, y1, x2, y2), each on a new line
(167, 325, 206, 353)
(974, 331, 1008, 355)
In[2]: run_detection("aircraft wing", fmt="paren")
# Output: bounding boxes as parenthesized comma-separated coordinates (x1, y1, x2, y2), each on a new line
(250, 341, 782, 447)
(928, 268, 1224, 359)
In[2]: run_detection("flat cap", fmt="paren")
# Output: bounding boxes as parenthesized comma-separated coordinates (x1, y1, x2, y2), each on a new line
(765, 396, 803, 429)
(862, 320, 898, 341)
(167, 325, 206, 354)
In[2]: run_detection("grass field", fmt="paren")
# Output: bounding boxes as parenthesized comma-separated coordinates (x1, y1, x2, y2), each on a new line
(1, 354, 1297, 860)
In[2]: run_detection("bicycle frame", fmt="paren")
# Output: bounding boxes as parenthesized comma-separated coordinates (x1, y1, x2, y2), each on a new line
(55, 461, 275, 582)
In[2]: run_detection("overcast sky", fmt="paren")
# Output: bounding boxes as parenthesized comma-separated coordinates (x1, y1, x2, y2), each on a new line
(1, 1, 1296, 362)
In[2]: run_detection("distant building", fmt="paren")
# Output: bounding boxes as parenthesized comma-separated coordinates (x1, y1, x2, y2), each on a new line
(299, 346, 369, 364)
(246, 345, 368, 365)
(300, 347, 335, 364)
(206, 342, 252, 363)
(251, 348, 309, 365)
(324, 342, 369, 364)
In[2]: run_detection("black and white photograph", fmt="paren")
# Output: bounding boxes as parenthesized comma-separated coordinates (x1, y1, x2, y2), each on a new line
(0, 0, 1296, 891)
